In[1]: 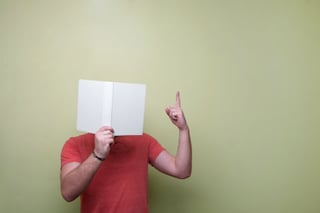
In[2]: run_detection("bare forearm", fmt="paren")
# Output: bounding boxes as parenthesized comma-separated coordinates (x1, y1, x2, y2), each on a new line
(61, 154, 102, 201)
(175, 127, 192, 178)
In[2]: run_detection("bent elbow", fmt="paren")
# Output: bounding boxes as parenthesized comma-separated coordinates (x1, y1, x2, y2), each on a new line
(181, 173, 192, 179)
(176, 170, 192, 179)
(62, 194, 76, 202)
(61, 189, 78, 202)
(61, 193, 73, 202)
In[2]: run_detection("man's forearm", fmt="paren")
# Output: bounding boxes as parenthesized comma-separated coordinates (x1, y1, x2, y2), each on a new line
(61, 154, 102, 202)
(175, 127, 192, 178)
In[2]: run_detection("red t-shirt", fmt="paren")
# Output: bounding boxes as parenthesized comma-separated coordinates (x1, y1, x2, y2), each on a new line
(61, 133, 164, 213)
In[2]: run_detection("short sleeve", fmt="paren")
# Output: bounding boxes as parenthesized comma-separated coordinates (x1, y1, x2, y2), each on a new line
(60, 137, 82, 167)
(146, 134, 165, 165)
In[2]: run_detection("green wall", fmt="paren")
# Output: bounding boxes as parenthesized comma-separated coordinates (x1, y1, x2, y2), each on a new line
(1, 1, 319, 212)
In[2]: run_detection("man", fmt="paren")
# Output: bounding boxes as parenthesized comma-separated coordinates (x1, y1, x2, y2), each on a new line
(60, 91, 192, 213)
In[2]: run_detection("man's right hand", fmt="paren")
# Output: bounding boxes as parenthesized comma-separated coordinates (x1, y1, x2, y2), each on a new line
(94, 126, 114, 159)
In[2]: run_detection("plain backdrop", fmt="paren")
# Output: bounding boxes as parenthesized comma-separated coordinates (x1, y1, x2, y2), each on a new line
(0, 1, 319, 213)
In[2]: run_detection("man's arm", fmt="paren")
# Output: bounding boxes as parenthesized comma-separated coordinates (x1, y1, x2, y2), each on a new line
(60, 156, 102, 201)
(153, 92, 192, 179)
(60, 126, 114, 201)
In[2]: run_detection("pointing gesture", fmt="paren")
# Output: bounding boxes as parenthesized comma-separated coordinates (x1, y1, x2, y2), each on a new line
(175, 91, 181, 108)
(165, 91, 188, 130)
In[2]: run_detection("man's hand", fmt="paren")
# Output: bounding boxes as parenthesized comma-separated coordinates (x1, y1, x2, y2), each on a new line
(94, 126, 114, 159)
(153, 91, 191, 179)
(165, 91, 188, 130)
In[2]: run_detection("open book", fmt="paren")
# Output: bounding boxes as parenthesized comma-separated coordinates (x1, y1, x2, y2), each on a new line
(77, 79, 146, 136)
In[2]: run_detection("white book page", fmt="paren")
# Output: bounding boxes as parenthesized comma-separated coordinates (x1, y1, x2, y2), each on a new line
(77, 80, 112, 133)
(111, 82, 146, 136)
(101, 82, 113, 127)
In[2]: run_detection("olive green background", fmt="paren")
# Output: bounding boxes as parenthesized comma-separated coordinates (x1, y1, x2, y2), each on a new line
(0, 0, 319, 212)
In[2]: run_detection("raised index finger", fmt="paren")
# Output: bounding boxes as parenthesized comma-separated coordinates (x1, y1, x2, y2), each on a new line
(176, 91, 181, 107)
